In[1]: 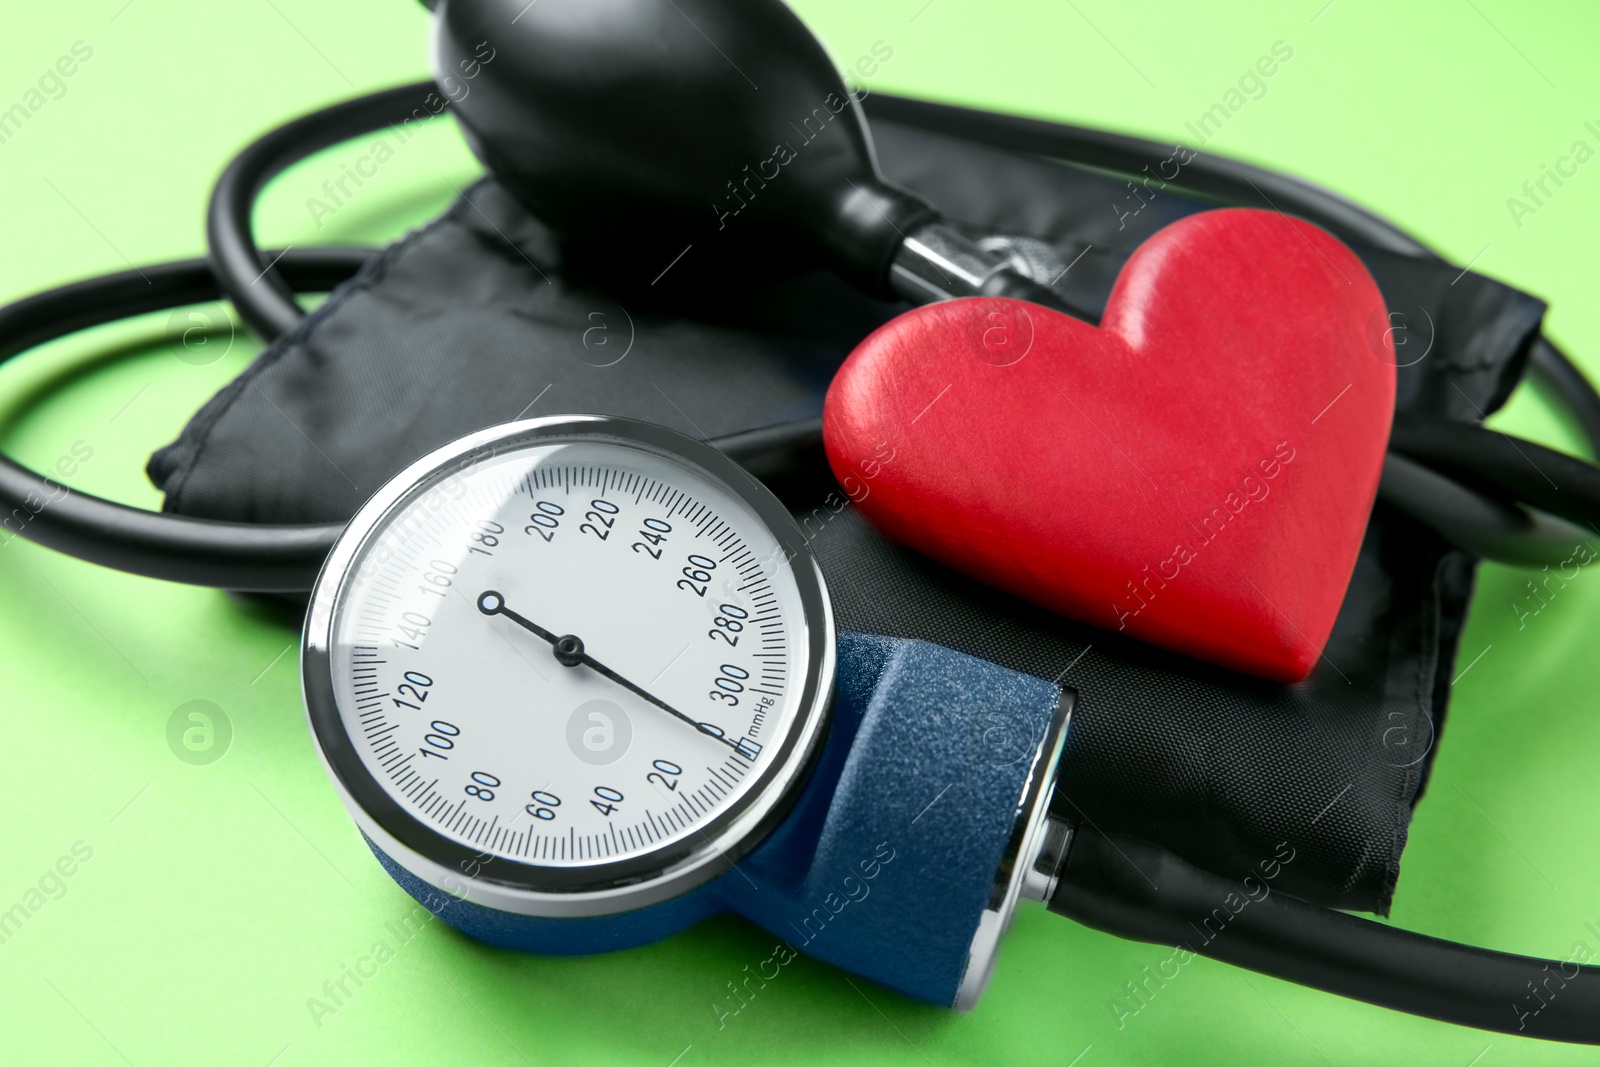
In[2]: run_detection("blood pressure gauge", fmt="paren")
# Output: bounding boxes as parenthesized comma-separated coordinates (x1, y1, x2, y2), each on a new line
(302, 416, 835, 917)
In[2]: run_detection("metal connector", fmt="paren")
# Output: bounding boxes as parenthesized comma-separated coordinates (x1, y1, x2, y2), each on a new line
(889, 221, 1027, 303)
(1020, 814, 1074, 905)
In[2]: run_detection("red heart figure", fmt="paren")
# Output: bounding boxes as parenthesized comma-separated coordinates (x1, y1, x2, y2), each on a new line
(823, 208, 1395, 682)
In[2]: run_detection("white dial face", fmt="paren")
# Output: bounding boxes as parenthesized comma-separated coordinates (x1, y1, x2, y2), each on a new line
(320, 431, 822, 876)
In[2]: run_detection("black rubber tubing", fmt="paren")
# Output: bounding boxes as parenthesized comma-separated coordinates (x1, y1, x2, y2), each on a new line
(207, 81, 439, 341)
(1529, 336, 1600, 457)
(1049, 827, 1600, 1043)
(863, 93, 1436, 260)
(0, 251, 365, 591)
(1377, 453, 1594, 567)
(1389, 414, 1600, 535)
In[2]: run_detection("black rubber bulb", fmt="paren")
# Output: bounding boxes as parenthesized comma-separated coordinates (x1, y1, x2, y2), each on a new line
(433, 0, 939, 295)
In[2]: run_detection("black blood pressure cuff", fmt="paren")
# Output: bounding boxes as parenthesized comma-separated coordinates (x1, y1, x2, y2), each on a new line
(149, 99, 1546, 915)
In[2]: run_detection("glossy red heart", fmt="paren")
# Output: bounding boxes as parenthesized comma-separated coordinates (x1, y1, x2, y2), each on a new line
(823, 208, 1395, 682)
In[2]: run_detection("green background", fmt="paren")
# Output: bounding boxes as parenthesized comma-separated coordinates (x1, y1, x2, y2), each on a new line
(2, 1, 1597, 1063)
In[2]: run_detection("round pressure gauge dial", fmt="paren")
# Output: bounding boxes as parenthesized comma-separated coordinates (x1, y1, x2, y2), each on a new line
(303, 416, 835, 917)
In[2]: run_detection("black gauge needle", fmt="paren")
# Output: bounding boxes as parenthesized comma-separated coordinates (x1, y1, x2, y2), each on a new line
(477, 590, 748, 755)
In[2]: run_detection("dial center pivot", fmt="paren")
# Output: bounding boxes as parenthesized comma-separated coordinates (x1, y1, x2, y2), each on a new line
(553, 634, 585, 667)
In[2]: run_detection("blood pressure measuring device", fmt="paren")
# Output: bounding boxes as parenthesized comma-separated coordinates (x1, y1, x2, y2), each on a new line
(3, 0, 1600, 1042)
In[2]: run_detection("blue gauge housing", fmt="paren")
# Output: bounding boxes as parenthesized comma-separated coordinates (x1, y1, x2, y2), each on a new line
(367, 632, 1069, 1007)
